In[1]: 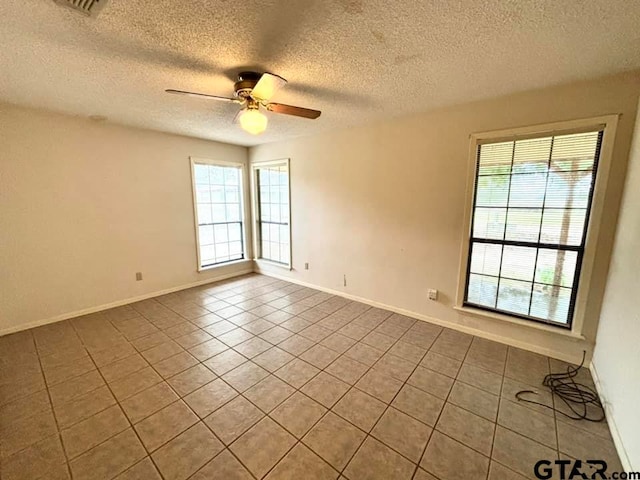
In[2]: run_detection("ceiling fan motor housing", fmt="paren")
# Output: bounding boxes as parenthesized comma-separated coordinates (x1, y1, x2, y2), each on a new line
(234, 72, 261, 98)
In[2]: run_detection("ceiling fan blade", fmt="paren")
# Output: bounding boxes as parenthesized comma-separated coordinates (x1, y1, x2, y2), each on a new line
(266, 103, 321, 119)
(251, 73, 287, 101)
(166, 89, 239, 103)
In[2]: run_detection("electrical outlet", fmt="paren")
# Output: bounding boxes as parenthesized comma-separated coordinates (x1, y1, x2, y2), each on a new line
(305, 262, 309, 270)
(136, 272, 143, 281)
(343, 274, 347, 287)
(428, 289, 438, 301)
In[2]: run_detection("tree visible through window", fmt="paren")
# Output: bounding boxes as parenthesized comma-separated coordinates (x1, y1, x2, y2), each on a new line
(464, 130, 603, 327)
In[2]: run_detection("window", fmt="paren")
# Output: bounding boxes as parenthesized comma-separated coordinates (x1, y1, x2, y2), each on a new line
(463, 128, 604, 327)
(252, 160, 291, 267)
(191, 158, 245, 269)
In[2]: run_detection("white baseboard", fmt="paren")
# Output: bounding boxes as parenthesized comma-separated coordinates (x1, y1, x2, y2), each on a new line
(255, 268, 587, 364)
(0, 268, 254, 337)
(589, 362, 633, 471)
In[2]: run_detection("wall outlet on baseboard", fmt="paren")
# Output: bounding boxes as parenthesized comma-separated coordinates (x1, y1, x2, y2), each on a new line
(305, 262, 309, 270)
(136, 272, 143, 281)
(343, 274, 347, 287)
(428, 289, 438, 301)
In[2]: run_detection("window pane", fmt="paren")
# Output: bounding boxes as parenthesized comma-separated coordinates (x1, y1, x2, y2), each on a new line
(508, 173, 546, 208)
(193, 163, 244, 267)
(476, 176, 510, 207)
(540, 209, 586, 246)
(534, 249, 577, 287)
(467, 274, 498, 308)
(256, 163, 290, 265)
(500, 246, 536, 282)
(530, 284, 572, 324)
(470, 243, 502, 276)
(473, 208, 506, 240)
(478, 141, 512, 176)
(465, 129, 602, 326)
(505, 209, 542, 242)
(497, 279, 532, 315)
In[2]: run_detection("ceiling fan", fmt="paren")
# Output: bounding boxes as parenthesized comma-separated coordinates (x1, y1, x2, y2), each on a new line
(166, 72, 321, 135)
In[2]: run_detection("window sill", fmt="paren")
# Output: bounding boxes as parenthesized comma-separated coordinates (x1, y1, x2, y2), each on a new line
(198, 258, 252, 273)
(453, 305, 586, 340)
(254, 258, 292, 271)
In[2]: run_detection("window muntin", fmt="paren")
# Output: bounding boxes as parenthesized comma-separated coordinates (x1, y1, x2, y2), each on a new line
(464, 130, 603, 327)
(192, 161, 245, 269)
(254, 162, 290, 266)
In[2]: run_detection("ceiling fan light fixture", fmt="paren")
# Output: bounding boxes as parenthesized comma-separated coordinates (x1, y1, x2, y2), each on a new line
(239, 108, 268, 135)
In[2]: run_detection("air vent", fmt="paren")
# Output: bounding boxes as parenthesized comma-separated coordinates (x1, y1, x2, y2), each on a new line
(53, 0, 108, 17)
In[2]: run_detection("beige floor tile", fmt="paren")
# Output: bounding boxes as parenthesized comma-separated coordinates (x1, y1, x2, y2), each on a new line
(0, 435, 68, 480)
(457, 363, 503, 395)
(252, 347, 294, 372)
(134, 400, 198, 452)
(260, 326, 295, 345)
(90, 343, 137, 368)
(556, 421, 622, 471)
(153, 351, 199, 378)
(372, 407, 432, 463)
(448, 381, 499, 422)
(141, 341, 184, 365)
(489, 461, 529, 480)
(301, 372, 350, 408)
(99, 353, 148, 383)
(205, 319, 240, 336)
(222, 361, 270, 392)
(436, 403, 495, 456)
(244, 375, 295, 413)
(42, 355, 96, 387)
(274, 358, 320, 389)
(218, 328, 255, 347)
(332, 388, 386, 432)
(69, 429, 146, 480)
(303, 412, 366, 471)
(110, 366, 163, 401)
(184, 378, 238, 417)
(413, 468, 440, 480)
(270, 392, 327, 438)
(121, 382, 179, 424)
(277, 334, 315, 356)
(420, 351, 463, 378)
(492, 426, 557, 478)
(243, 319, 276, 335)
(131, 332, 171, 352)
(0, 408, 58, 459)
(230, 417, 296, 478)
(61, 404, 130, 459)
(175, 329, 213, 349)
(300, 344, 341, 369)
(48, 370, 105, 406)
(167, 364, 216, 397)
(0, 389, 51, 425)
(325, 355, 369, 385)
(114, 457, 162, 479)
(234, 337, 273, 358)
(407, 366, 454, 400)
(355, 369, 403, 403)
(320, 332, 357, 354)
(204, 349, 248, 376)
(189, 338, 229, 361)
(265, 443, 338, 480)
(344, 436, 415, 480)
(190, 449, 253, 479)
(343, 343, 384, 366)
(392, 384, 445, 426)
(498, 398, 557, 448)
(421, 431, 489, 480)
(205, 396, 264, 445)
(152, 422, 223, 480)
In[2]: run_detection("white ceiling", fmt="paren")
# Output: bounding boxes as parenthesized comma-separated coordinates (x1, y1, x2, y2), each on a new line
(1, 0, 639, 146)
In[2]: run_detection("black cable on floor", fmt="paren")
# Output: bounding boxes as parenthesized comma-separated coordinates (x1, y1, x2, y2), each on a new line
(515, 351, 605, 422)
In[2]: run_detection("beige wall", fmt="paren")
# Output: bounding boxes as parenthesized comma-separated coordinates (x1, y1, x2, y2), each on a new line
(0, 104, 252, 335)
(250, 71, 640, 364)
(592, 97, 640, 470)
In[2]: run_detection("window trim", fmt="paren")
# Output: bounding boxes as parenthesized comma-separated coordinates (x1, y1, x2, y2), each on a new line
(456, 115, 619, 335)
(189, 157, 249, 272)
(250, 158, 292, 270)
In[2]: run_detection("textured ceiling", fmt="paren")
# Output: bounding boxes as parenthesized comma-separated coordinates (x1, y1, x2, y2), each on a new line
(1, 0, 639, 146)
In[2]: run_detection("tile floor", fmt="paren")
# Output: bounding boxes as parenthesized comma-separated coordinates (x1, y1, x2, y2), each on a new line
(0, 274, 622, 480)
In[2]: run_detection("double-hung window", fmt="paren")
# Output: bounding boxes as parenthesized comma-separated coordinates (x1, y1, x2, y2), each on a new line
(463, 124, 608, 328)
(252, 160, 291, 267)
(191, 158, 245, 269)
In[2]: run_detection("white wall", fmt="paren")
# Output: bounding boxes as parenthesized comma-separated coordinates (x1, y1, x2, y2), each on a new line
(0, 103, 252, 335)
(592, 97, 640, 470)
(251, 71, 640, 364)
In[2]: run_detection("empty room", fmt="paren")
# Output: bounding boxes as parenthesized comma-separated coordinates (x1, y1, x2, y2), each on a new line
(1, 0, 639, 479)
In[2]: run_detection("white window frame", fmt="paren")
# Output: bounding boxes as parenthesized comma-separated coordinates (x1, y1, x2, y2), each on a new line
(250, 158, 292, 270)
(455, 115, 619, 336)
(190, 157, 249, 272)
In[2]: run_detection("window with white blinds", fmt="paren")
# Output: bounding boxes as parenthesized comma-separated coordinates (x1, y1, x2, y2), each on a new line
(192, 160, 245, 269)
(253, 161, 291, 266)
(464, 129, 603, 327)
